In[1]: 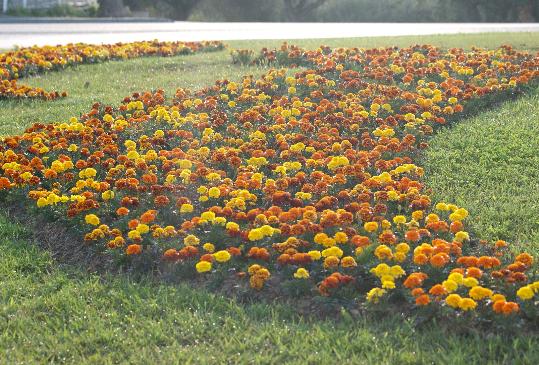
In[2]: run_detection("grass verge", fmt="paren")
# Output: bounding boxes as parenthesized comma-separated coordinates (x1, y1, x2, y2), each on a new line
(424, 87, 539, 253)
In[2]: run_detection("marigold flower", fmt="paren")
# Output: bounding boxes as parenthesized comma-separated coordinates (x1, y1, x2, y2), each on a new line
(445, 294, 462, 308)
(323, 255, 340, 269)
(294, 268, 310, 279)
(366, 287, 386, 303)
(469, 286, 493, 300)
(415, 294, 430, 306)
(214, 250, 231, 263)
(442, 279, 458, 293)
(163, 249, 178, 261)
(404, 229, 421, 242)
(364, 221, 379, 233)
(516, 286, 534, 300)
(501, 301, 519, 315)
(126, 244, 142, 255)
(248, 229, 264, 241)
(341, 256, 357, 268)
(196, 260, 212, 273)
(203, 243, 215, 253)
(462, 277, 479, 288)
(184, 234, 200, 246)
(374, 245, 393, 260)
(404, 273, 427, 289)
(459, 298, 477, 311)
(85, 214, 100, 226)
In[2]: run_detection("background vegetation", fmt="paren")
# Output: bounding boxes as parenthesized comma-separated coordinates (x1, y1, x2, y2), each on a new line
(28, 0, 539, 22)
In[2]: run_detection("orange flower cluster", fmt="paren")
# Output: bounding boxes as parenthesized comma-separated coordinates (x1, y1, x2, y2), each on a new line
(1, 43, 538, 319)
(0, 40, 224, 99)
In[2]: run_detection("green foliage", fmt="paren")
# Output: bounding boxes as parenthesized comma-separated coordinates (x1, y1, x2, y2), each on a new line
(190, 0, 283, 21)
(315, 0, 539, 22)
(188, 0, 538, 22)
(6, 4, 98, 17)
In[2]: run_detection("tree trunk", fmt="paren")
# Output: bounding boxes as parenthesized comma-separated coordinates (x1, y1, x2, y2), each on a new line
(516, 0, 536, 22)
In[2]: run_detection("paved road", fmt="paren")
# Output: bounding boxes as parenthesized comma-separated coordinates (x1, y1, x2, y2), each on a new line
(1, 22, 539, 48)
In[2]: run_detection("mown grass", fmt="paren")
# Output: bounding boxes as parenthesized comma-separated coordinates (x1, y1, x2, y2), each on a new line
(424, 88, 539, 253)
(1, 32, 539, 364)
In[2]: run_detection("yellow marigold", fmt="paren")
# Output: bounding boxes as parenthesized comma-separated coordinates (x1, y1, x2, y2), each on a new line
(491, 294, 506, 303)
(127, 230, 141, 240)
(208, 187, 221, 198)
(322, 246, 344, 258)
(370, 263, 390, 277)
(425, 213, 439, 223)
(226, 221, 240, 231)
(516, 286, 535, 300)
(196, 261, 212, 273)
(248, 229, 264, 241)
(294, 268, 310, 279)
(435, 202, 449, 211)
(308, 250, 322, 260)
(442, 279, 458, 293)
(314, 233, 328, 245)
(184, 234, 200, 246)
(374, 245, 393, 260)
(179, 203, 194, 213)
(214, 250, 231, 263)
(411, 210, 423, 221)
(213, 217, 226, 226)
(445, 294, 462, 308)
(459, 298, 477, 311)
(393, 215, 406, 224)
(85, 214, 100, 226)
(462, 277, 479, 288)
(259, 225, 274, 236)
(454, 231, 469, 243)
(389, 265, 405, 278)
(469, 286, 493, 301)
(395, 242, 410, 253)
(200, 211, 216, 221)
(136, 224, 149, 234)
(334, 231, 348, 244)
(248, 264, 262, 275)
(364, 221, 379, 233)
(255, 268, 271, 279)
(101, 190, 115, 200)
(366, 287, 386, 303)
(203, 242, 215, 253)
(447, 272, 464, 285)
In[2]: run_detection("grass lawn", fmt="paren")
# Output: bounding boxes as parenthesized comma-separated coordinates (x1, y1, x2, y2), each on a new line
(1, 32, 539, 364)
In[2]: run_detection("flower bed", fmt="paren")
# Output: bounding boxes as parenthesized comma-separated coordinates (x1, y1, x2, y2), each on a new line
(0, 40, 224, 100)
(1, 42, 538, 321)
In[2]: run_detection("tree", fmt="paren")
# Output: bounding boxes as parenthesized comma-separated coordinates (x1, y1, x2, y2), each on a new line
(158, 0, 200, 20)
(98, 0, 130, 17)
(283, 0, 326, 21)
